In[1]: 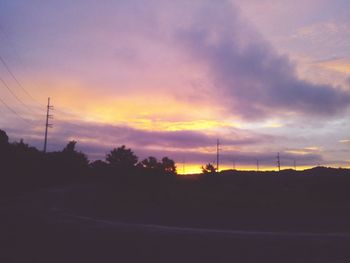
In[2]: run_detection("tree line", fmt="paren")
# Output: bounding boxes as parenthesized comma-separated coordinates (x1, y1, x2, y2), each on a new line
(0, 129, 176, 193)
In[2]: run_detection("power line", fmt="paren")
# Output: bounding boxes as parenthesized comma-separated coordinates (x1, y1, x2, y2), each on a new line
(0, 95, 32, 124)
(0, 29, 47, 109)
(0, 29, 69, 128)
(0, 75, 36, 113)
(0, 35, 72, 116)
(0, 53, 41, 105)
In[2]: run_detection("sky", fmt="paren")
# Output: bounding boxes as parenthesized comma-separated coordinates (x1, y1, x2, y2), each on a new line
(0, 0, 349, 173)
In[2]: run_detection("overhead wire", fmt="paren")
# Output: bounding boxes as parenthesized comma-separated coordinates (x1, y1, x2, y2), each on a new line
(0, 25, 45, 111)
(0, 95, 32, 124)
(0, 24, 50, 134)
(0, 53, 42, 105)
(0, 52, 67, 118)
(0, 42, 39, 124)
(0, 75, 38, 114)
(0, 50, 48, 119)
(0, 24, 75, 124)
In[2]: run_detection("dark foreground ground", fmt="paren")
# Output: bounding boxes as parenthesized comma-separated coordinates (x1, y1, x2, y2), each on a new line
(2, 170, 350, 263)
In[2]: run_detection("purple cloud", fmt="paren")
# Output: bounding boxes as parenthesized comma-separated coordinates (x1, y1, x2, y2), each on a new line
(48, 121, 261, 150)
(174, 1, 350, 119)
(2, 0, 349, 121)
(3, 119, 320, 167)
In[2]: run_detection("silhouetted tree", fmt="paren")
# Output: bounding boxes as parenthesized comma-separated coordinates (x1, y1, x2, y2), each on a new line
(140, 156, 161, 170)
(161, 157, 176, 175)
(12, 139, 41, 159)
(63, 140, 77, 152)
(64, 141, 88, 165)
(106, 145, 138, 169)
(0, 129, 9, 146)
(138, 156, 176, 175)
(0, 130, 12, 175)
(7, 139, 43, 186)
(201, 163, 216, 174)
(90, 160, 108, 169)
(50, 141, 89, 174)
(0, 130, 10, 161)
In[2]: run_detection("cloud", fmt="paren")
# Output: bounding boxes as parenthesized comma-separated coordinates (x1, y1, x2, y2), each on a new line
(314, 57, 350, 75)
(347, 77, 350, 87)
(3, 0, 350, 121)
(2, 118, 320, 167)
(1, 0, 349, 169)
(293, 21, 350, 45)
(49, 120, 261, 150)
(173, 1, 350, 119)
(1, 115, 325, 168)
(5, 0, 350, 119)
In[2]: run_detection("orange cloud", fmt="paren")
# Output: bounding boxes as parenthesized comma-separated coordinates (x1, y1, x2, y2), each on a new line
(317, 58, 350, 75)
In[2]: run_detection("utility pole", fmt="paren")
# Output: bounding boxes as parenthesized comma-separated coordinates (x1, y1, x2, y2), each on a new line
(256, 159, 259, 172)
(43, 97, 53, 153)
(182, 157, 186, 175)
(293, 160, 296, 170)
(232, 159, 236, 170)
(216, 138, 220, 173)
(277, 152, 281, 172)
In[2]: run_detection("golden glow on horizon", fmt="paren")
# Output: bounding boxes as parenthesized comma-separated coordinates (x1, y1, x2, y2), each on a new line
(37, 87, 239, 132)
(20, 77, 347, 174)
(28, 78, 232, 131)
(176, 163, 333, 175)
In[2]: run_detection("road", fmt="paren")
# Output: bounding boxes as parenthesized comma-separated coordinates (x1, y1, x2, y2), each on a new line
(1, 189, 350, 263)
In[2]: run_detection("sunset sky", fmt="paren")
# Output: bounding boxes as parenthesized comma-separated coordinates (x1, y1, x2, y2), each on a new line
(0, 0, 349, 173)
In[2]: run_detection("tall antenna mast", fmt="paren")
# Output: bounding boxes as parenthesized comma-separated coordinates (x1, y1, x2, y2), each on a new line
(277, 152, 281, 172)
(43, 97, 53, 153)
(216, 138, 220, 173)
